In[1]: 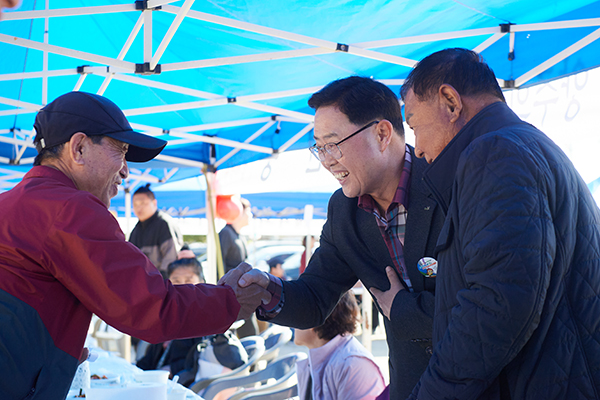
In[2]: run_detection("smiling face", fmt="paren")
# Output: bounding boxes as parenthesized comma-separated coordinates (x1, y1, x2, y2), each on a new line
(313, 106, 383, 200)
(78, 136, 129, 207)
(403, 88, 458, 163)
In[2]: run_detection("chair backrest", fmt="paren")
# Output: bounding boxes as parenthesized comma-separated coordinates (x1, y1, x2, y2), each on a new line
(201, 352, 306, 400)
(190, 335, 266, 394)
(238, 384, 299, 400)
(259, 326, 293, 364)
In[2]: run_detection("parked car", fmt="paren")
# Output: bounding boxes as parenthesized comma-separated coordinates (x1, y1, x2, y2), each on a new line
(249, 244, 305, 273)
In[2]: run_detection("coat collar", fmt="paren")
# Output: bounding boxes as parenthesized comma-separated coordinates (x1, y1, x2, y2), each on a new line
(422, 101, 528, 214)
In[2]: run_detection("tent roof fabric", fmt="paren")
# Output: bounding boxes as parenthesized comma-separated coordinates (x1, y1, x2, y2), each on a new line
(1, 0, 600, 191)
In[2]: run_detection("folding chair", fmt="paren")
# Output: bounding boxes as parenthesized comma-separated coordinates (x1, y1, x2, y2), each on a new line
(201, 352, 306, 400)
(258, 326, 293, 365)
(190, 335, 266, 394)
(238, 384, 299, 400)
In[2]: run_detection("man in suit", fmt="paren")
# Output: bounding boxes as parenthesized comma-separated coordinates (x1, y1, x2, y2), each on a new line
(221, 76, 444, 399)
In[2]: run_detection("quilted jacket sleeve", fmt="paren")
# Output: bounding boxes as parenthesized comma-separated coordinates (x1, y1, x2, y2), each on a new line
(413, 131, 556, 399)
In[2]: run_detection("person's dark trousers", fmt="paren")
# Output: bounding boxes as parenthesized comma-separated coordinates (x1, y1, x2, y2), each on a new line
(236, 315, 259, 338)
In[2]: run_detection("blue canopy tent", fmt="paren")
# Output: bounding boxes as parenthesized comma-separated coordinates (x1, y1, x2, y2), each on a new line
(1, 0, 600, 277)
(2, 0, 600, 183)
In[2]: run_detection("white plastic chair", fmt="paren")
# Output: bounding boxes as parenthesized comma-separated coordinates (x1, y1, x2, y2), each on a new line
(190, 335, 266, 394)
(201, 352, 306, 400)
(238, 384, 299, 400)
(258, 326, 293, 365)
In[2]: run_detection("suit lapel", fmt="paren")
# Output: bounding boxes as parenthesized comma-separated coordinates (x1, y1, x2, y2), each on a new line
(405, 148, 438, 292)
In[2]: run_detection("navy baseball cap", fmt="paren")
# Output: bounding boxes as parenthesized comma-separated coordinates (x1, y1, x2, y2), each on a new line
(33, 91, 167, 162)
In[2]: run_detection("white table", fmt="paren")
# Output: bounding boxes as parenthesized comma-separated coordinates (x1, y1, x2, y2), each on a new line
(68, 348, 204, 399)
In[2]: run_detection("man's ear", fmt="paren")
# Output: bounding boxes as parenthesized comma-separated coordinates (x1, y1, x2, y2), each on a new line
(438, 84, 462, 123)
(66, 132, 88, 165)
(375, 120, 394, 151)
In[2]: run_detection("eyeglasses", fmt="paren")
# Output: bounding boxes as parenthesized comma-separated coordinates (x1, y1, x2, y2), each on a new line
(309, 120, 379, 161)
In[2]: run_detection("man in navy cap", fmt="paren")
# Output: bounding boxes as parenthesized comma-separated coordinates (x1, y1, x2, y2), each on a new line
(0, 92, 269, 400)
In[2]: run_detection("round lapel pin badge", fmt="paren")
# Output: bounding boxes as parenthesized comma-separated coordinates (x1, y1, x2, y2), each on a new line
(417, 257, 438, 277)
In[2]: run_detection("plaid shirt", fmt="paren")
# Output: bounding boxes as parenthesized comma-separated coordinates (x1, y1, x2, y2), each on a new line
(259, 145, 413, 317)
(358, 145, 412, 290)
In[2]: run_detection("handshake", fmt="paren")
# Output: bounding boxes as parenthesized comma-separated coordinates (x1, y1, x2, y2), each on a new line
(217, 262, 273, 321)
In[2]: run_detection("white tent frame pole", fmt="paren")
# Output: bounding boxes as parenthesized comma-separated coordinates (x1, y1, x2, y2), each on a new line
(98, 13, 145, 96)
(512, 18, 600, 32)
(275, 116, 313, 123)
(153, 154, 207, 168)
(144, 10, 153, 63)
(0, 168, 26, 179)
(123, 94, 314, 121)
(124, 189, 132, 239)
(20, 157, 34, 164)
(516, 26, 600, 87)
(42, 0, 49, 105)
(0, 128, 34, 136)
(162, 48, 332, 71)
(147, 0, 180, 8)
(0, 5, 136, 21)
(164, 6, 417, 68)
(165, 131, 274, 154)
(278, 123, 314, 153)
(124, 98, 228, 116)
(0, 69, 74, 81)
(165, 6, 337, 49)
(234, 101, 314, 122)
(161, 168, 179, 182)
(126, 168, 155, 188)
(0, 157, 10, 165)
(126, 167, 179, 184)
(73, 74, 87, 91)
(214, 120, 276, 168)
(239, 86, 323, 102)
(112, 70, 320, 105)
(0, 96, 42, 111)
(0, 110, 37, 117)
(108, 73, 221, 99)
(357, 27, 500, 48)
(378, 79, 405, 86)
(347, 47, 416, 67)
(13, 138, 28, 164)
(150, 0, 194, 70)
(0, 136, 34, 147)
(473, 32, 506, 53)
(0, 34, 135, 71)
(127, 173, 161, 183)
(178, 117, 274, 132)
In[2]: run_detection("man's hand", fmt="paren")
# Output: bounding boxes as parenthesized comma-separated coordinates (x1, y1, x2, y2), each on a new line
(370, 266, 404, 319)
(238, 268, 270, 289)
(218, 262, 272, 320)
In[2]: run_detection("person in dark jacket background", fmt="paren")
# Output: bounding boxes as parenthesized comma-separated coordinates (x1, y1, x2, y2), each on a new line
(130, 184, 183, 277)
(401, 48, 600, 399)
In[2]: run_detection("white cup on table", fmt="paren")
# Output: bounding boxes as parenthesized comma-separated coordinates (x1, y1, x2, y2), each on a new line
(133, 370, 170, 384)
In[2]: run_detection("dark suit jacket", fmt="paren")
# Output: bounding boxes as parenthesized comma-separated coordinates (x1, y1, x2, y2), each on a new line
(268, 147, 444, 399)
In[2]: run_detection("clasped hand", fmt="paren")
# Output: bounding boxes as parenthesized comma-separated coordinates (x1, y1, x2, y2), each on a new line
(218, 262, 272, 321)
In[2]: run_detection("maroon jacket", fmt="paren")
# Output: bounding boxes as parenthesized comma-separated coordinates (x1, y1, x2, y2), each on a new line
(0, 166, 239, 399)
